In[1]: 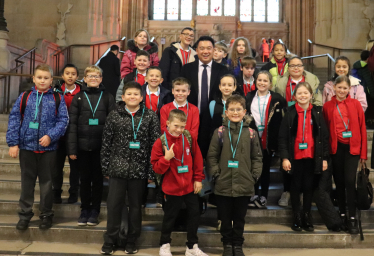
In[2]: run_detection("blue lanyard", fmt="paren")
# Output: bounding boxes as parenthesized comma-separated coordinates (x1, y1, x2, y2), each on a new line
(176, 101, 189, 118)
(135, 70, 138, 82)
(126, 107, 145, 140)
(148, 86, 160, 112)
(336, 104, 349, 131)
(180, 44, 191, 65)
(290, 82, 295, 100)
(302, 110, 306, 143)
(257, 94, 269, 125)
(63, 85, 75, 95)
(228, 120, 243, 159)
(164, 132, 185, 165)
(84, 91, 103, 118)
(34, 91, 44, 121)
(279, 62, 286, 75)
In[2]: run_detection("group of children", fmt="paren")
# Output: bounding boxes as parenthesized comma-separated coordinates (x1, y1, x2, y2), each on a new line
(5, 31, 370, 256)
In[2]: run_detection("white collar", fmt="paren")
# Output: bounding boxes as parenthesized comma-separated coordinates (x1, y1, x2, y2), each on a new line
(137, 71, 147, 76)
(255, 91, 270, 97)
(291, 77, 303, 83)
(173, 100, 188, 108)
(243, 76, 254, 84)
(179, 43, 190, 52)
(64, 84, 76, 93)
(147, 85, 160, 96)
(199, 60, 213, 68)
(125, 106, 140, 114)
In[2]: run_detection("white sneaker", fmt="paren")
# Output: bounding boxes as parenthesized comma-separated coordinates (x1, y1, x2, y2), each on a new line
(185, 244, 208, 256)
(159, 243, 172, 256)
(278, 192, 290, 207)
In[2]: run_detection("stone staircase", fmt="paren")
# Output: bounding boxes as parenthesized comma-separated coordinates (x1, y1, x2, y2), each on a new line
(1, 114, 374, 255)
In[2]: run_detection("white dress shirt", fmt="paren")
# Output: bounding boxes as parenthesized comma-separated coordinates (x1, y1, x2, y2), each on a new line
(197, 60, 212, 111)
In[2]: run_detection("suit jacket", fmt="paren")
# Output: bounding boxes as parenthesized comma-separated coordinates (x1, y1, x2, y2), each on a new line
(180, 60, 229, 110)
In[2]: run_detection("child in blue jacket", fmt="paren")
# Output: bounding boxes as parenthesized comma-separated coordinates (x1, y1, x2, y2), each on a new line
(6, 64, 69, 230)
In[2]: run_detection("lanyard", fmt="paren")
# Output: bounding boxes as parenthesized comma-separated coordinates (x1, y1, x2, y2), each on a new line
(135, 70, 145, 83)
(176, 101, 189, 118)
(180, 44, 191, 65)
(63, 85, 76, 95)
(258, 94, 269, 125)
(279, 62, 286, 75)
(290, 82, 295, 100)
(126, 107, 145, 140)
(336, 104, 349, 131)
(164, 132, 185, 165)
(228, 120, 243, 159)
(302, 110, 307, 143)
(148, 87, 160, 112)
(84, 91, 103, 118)
(34, 91, 44, 121)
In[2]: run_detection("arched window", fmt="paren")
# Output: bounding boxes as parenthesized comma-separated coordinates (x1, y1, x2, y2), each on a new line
(151, 0, 280, 22)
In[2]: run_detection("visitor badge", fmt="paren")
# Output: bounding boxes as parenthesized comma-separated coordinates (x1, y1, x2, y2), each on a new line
(288, 101, 295, 107)
(342, 131, 352, 138)
(228, 160, 239, 168)
(89, 119, 99, 125)
(29, 122, 39, 129)
(299, 143, 308, 149)
(258, 125, 265, 132)
(178, 165, 189, 173)
(129, 141, 140, 149)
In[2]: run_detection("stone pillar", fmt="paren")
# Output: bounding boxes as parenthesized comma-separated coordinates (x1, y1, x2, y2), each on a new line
(0, 0, 10, 72)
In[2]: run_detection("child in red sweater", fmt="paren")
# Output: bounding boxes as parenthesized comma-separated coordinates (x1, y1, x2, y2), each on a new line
(151, 109, 207, 256)
(160, 77, 200, 139)
(323, 75, 367, 234)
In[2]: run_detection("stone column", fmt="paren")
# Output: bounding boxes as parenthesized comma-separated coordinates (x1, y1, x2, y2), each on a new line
(0, 0, 10, 72)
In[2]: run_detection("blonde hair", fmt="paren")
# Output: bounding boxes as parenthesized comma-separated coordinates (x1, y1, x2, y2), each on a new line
(172, 77, 191, 89)
(229, 37, 252, 68)
(256, 70, 273, 84)
(293, 82, 313, 97)
(35, 64, 53, 77)
(215, 41, 228, 54)
(84, 65, 103, 76)
(134, 29, 150, 45)
(168, 109, 187, 123)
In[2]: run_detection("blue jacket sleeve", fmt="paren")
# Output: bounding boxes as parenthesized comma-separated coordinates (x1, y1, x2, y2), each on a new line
(6, 93, 23, 147)
(46, 95, 69, 143)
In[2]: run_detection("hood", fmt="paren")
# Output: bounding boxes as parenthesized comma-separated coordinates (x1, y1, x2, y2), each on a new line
(222, 114, 252, 127)
(349, 75, 361, 86)
(53, 79, 82, 93)
(127, 39, 158, 54)
(81, 82, 106, 92)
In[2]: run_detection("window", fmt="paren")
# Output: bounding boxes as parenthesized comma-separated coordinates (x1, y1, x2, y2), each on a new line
(151, 0, 280, 22)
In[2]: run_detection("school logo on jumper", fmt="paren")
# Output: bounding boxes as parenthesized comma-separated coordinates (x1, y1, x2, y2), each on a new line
(78, 97, 81, 100)
(186, 148, 190, 155)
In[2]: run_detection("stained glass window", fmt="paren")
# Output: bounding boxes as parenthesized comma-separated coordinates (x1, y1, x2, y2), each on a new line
(224, 0, 236, 16)
(153, 0, 165, 20)
(254, 0, 265, 22)
(167, 0, 179, 20)
(197, 0, 209, 16)
(267, 0, 279, 22)
(240, 0, 251, 21)
(181, 0, 193, 20)
(210, 0, 222, 16)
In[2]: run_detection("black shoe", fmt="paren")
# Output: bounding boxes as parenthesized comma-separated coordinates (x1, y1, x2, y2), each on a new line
(16, 219, 30, 230)
(87, 209, 99, 226)
(100, 243, 114, 255)
(233, 245, 245, 256)
(340, 214, 348, 232)
(348, 218, 359, 234)
(53, 190, 62, 204)
(222, 244, 233, 256)
(291, 212, 302, 231)
(125, 242, 138, 254)
(302, 212, 314, 232)
(67, 193, 78, 204)
(39, 216, 52, 230)
(77, 209, 90, 226)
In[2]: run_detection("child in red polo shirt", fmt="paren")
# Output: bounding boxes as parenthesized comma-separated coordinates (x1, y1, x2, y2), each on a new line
(278, 82, 329, 232)
(116, 50, 150, 102)
(160, 77, 200, 139)
(323, 75, 367, 234)
(151, 109, 207, 256)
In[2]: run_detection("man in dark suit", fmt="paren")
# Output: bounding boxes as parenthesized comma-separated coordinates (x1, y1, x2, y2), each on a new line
(180, 36, 229, 157)
(98, 45, 121, 99)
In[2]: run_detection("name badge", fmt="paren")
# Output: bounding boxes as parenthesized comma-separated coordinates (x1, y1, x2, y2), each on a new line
(129, 142, 140, 149)
(228, 160, 239, 168)
(342, 131, 352, 138)
(29, 122, 39, 129)
(178, 165, 189, 173)
(89, 119, 99, 125)
(299, 143, 308, 149)
(288, 101, 296, 107)
(258, 125, 265, 132)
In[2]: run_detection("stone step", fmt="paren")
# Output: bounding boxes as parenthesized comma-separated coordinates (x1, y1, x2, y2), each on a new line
(1, 215, 374, 248)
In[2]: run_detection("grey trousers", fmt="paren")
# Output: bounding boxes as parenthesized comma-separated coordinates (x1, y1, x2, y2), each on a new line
(19, 150, 56, 220)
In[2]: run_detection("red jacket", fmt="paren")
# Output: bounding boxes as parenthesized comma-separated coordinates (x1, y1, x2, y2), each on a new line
(160, 102, 200, 139)
(323, 95, 367, 159)
(61, 84, 81, 110)
(151, 131, 205, 196)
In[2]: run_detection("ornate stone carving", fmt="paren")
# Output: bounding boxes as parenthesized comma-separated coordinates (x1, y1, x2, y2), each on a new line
(190, 19, 195, 28)
(56, 3, 73, 46)
(210, 24, 221, 41)
(363, 0, 374, 40)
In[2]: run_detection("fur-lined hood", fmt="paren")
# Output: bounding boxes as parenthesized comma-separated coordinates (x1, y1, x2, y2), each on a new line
(127, 39, 158, 54)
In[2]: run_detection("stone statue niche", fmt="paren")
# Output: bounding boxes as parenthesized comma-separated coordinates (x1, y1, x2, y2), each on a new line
(56, 3, 73, 46)
(210, 24, 221, 42)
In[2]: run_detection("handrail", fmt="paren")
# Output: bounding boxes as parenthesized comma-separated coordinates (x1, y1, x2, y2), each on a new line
(278, 39, 291, 54)
(94, 37, 126, 66)
(300, 53, 335, 80)
(0, 47, 36, 80)
(301, 53, 335, 63)
(0, 72, 61, 80)
(308, 39, 362, 52)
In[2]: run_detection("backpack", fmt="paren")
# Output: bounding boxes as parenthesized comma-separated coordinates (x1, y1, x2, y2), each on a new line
(20, 90, 61, 120)
(209, 100, 216, 119)
(217, 125, 254, 146)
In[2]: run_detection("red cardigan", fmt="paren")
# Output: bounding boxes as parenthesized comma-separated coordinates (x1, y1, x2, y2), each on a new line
(323, 95, 367, 159)
(151, 131, 205, 196)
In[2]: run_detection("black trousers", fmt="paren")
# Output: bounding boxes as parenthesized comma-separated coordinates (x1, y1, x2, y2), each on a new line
(290, 159, 315, 213)
(282, 169, 291, 192)
(331, 142, 360, 217)
(78, 150, 103, 212)
(254, 149, 272, 198)
(216, 195, 248, 246)
(19, 150, 56, 220)
(160, 192, 200, 248)
(52, 140, 80, 195)
(104, 177, 146, 245)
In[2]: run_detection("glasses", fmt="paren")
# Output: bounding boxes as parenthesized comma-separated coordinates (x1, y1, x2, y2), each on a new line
(227, 108, 244, 114)
(86, 75, 101, 79)
(181, 33, 194, 38)
(289, 65, 304, 69)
